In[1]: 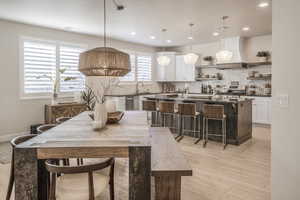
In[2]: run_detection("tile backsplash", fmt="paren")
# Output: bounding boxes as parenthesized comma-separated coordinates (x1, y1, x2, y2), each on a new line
(175, 65, 271, 93)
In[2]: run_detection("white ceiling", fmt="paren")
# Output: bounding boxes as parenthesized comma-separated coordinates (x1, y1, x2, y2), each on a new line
(0, 0, 272, 47)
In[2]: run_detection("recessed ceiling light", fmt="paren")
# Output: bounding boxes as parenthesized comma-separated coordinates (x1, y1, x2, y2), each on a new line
(130, 32, 136, 36)
(150, 36, 156, 39)
(166, 40, 172, 43)
(242, 27, 250, 31)
(187, 36, 193, 40)
(258, 2, 269, 8)
(213, 32, 220, 36)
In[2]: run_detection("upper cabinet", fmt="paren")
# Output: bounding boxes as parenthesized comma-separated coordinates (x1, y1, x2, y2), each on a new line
(154, 52, 196, 82)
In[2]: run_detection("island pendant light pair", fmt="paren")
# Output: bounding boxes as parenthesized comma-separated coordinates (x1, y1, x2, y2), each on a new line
(79, 0, 131, 77)
(183, 23, 199, 65)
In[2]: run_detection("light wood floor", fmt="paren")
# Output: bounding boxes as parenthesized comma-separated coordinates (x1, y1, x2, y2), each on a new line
(0, 125, 270, 200)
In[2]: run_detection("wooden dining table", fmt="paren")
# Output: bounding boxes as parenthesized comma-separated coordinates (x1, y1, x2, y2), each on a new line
(14, 111, 192, 200)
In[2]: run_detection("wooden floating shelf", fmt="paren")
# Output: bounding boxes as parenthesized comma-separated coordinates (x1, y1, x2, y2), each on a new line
(196, 61, 272, 69)
(196, 78, 222, 81)
(247, 76, 272, 80)
(247, 61, 272, 67)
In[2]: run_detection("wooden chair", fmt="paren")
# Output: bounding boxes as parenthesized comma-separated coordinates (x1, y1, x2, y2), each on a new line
(6, 134, 37, 200)
(37, 124, 56, 134)
(177, 103, 201, 142)
(45, 158, 115, 200)
(202, 104, 227, 149)
(56, 117, 71, 124)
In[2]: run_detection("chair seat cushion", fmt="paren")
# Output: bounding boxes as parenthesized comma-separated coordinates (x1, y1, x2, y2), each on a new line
(56, 172, 109, 200)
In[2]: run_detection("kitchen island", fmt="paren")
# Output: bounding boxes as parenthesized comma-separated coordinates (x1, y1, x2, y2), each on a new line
(145, 94, 253, 145)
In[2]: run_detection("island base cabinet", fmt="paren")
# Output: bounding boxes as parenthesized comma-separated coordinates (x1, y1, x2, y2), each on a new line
(154, 176, 181, 200)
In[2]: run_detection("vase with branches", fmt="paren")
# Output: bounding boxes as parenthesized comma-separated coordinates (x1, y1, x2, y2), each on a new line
(86, 76, 122, 130)
(37, 68, 76, 104)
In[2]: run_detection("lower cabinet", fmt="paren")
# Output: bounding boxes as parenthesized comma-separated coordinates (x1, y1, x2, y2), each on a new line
(251, 97, 272, 124)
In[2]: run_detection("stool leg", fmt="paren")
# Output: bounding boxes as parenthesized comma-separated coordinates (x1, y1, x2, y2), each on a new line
(194, 115, 201, 144)
(203, 118, 207, 148)
(193, 116, 196, 138)
(175, 114, 181, 140)
(177, 116, 184, 142)
(223, 118, 227, 150)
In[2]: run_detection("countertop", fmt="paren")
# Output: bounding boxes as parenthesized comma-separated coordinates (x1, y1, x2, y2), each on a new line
(144, 94, 252, 104)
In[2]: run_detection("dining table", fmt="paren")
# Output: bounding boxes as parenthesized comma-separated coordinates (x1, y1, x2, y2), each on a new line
(14, 111, 192, 200)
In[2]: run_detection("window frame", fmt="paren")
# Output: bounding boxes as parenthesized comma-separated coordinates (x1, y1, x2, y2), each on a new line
(19, 36, 87, 99)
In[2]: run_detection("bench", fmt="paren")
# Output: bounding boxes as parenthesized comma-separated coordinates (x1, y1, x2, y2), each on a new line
(150, 127, 193, 200)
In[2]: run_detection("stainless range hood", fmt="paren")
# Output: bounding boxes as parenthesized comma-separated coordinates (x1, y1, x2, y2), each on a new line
(215, 37, 248, 69)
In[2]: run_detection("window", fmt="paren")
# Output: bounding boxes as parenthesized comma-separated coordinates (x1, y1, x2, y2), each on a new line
(21, 37, 86, 98)
(119, 53, 152, 82)
(137, 55, 152, 81)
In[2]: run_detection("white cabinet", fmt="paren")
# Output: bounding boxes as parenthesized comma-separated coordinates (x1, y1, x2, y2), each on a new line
(155, 52, 176, 81)
(155, 52, 195, 82)
(251, 97, 271, 124)
(175, 55, 195, 81)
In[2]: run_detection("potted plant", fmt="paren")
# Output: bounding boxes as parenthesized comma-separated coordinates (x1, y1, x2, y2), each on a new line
(202, 56, 214, 65)
(256, 51, 271, 62)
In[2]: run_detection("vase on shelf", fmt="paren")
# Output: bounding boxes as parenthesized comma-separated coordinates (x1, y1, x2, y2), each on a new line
(51, 93, 58, 105)
(92, 102, 108, 130)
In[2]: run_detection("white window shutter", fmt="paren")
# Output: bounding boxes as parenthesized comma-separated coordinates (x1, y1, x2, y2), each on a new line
(137, 55, 152, 81)
(59, 45, 85, 92)
(23, 41, 56, 93)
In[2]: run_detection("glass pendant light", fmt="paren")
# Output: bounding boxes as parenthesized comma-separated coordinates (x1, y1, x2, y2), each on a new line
(157, 29, 171, 67)
(216, 16, 233, 63)
(184, 23, 199, 65)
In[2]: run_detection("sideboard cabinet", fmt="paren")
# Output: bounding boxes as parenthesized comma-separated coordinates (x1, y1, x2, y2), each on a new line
(45, 103, 87, 124)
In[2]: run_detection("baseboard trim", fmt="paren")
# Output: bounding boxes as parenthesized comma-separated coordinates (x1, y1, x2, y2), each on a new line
(0, 132, 29, 143)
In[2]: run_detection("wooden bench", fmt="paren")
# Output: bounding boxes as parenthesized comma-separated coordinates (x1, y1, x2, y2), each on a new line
(150, 127, 192, 200)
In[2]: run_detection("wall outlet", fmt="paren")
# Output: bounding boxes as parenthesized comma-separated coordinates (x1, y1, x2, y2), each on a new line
(276, 94, 289, 108)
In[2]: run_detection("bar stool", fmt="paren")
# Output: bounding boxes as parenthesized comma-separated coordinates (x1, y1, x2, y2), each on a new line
(177, 103, 201, 142)
(202, 104, 227, 149)
(158, 101, 178, 133)
(6, 134, 37, 200)
(142, 100, 160, 126)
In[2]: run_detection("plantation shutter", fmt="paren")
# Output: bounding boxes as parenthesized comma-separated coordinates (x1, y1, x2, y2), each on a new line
(137, 55, 152, 81)
(59, 45, 85, 92)
(23, 40, 56, 93)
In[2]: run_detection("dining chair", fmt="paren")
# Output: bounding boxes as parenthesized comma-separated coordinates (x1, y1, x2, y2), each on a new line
(45, 158, 115, 200)
(56, 117, 71, 124)
(6, 134, 37, 200)
(37, 124, 57, 134)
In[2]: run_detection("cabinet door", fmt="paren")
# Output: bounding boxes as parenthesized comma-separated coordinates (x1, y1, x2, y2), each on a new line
(252, 98, 270, 124)
(176, 55, 195, 81)
(155, 53, 176, 81)
(116, 97, 126, 111)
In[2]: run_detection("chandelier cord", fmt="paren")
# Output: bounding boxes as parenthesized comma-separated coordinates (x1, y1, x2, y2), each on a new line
(104, 0, 108, 74)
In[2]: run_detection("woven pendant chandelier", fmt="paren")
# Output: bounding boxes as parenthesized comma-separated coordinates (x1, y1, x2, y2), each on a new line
(79, 0, 130, 77)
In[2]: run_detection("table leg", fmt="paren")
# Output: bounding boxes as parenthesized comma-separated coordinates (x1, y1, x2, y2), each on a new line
(14, 148, 38, 200)
(129, 146, 151, 200)
(154, 175, 181, 200)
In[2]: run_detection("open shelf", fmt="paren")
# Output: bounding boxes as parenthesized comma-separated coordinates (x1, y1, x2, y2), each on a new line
(247, 76, 272, 80)
(196, 78, 222, 81)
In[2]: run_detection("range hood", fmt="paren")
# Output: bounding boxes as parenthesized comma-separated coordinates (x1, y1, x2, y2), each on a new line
(215, 37, 248, 69)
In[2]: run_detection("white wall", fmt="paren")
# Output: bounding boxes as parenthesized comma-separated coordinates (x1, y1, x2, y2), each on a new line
(272, 0, 300, 199)
(0, 19, 157, 138)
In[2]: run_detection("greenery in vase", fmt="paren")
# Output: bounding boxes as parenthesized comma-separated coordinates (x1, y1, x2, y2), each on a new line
(36, 68, 77, 95)
(81, 86, 97, 111)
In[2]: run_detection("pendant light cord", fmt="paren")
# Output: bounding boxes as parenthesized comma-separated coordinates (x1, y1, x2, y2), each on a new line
(104, 0, 107, 74)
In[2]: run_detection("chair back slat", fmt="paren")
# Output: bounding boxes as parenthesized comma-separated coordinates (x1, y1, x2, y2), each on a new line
(37, 124, 56, 134)
(10, 134, 37, 147)
(142, 100, 157, 111)
(158, 101, 175, 113)
(178, 103, 196, 116)
(203, 104, 224, 119)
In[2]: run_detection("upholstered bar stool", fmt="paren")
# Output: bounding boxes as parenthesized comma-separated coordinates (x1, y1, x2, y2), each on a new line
(142, 100, 159, 126)
(56, 117, 71, 124)
(202, 104, 227, 149)
(158, 100, 178, 133)
(177, 103, 201, 142)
